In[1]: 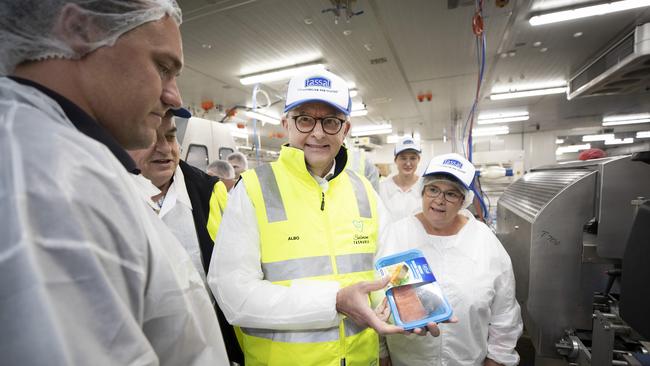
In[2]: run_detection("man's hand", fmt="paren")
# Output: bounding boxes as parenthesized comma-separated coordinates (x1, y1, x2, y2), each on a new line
(373, 290, 458, 337)
(336, 277, 406, 335)
(483, 358, 504, 366)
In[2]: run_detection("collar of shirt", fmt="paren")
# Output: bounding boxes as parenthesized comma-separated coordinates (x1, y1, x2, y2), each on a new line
(309, 161, 336, 193)
(159, 165, 193, 218)
(9, 76, 140, 174)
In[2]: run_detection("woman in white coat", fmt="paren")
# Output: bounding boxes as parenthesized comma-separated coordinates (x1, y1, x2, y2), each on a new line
(377, 153, 522, 366)
(378, 136, 423, 221)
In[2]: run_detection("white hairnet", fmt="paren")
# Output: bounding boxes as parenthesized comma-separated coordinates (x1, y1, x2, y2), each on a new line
(422, 174, 475, 209)
(0, 0, 182, 75)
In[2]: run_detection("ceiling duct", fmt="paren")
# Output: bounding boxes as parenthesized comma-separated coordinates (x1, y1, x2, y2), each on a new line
(568, 23, 650, 100)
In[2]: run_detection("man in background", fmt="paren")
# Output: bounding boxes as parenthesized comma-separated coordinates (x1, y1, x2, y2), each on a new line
(0, 1, 228, 364)
(227, 151, 249, 181)
(129, 109, 244, 365)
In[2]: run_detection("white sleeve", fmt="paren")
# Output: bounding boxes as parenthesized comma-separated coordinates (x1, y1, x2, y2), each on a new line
(486, 240, 523, 366)
(208, 182, 341, 330)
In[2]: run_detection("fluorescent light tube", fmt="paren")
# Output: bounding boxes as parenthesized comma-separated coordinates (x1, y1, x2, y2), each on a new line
(351, 125, 392, 136)
(530, 0, 650, 26)
(605, 137, 634, 145)
(490, 87, 566, 100)
(556, 143, 591, 155)
(556, 139, 564, 144)
(349, 90, 358, 98)
(636, 131, 650, 138)
(582, 133, 615, 142)
(472, 126, 509, 137)
(240, 62, 325, 85)
(245, 110, 281, 125)
(350, 109, 368, 117)
(602, 113, 650, 126)
(477, 112, 530, 124)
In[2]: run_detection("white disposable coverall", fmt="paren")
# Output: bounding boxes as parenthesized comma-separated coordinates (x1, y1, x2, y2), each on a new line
(378, 176, 423, 221)
(377, 210, 522, 366)
(208, 164, 391, 330)
(0, 77, 228, 365)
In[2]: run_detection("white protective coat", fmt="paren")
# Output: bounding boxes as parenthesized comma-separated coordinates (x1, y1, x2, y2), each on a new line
(0, 77, 228, 365)
(377, 211, 522, 366)
(378, 176, 423, 221)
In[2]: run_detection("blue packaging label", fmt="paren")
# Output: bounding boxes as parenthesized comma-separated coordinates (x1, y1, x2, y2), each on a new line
(378, 257, 436, 289)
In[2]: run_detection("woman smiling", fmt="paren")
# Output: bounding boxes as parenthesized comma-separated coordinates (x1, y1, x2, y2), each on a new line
(377, 153, 522, 366)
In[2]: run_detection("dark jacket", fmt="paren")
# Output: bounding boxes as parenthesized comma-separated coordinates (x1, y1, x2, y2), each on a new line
(179, 159, 244, 365)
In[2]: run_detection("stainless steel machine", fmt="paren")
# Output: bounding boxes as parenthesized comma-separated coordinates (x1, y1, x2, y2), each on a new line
(497, 154, 650, 365)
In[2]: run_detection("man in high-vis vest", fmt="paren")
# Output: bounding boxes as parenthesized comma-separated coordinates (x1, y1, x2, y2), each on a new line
(208, 70, 443, 366)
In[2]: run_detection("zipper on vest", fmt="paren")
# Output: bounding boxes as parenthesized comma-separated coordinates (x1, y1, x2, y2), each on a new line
(340, 358, 346, 366)
(320, 192, 325, 211)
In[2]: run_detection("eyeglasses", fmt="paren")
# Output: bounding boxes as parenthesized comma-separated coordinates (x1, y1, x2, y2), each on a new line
(291, 115, 345, 135)
(423, 185, 464, 203)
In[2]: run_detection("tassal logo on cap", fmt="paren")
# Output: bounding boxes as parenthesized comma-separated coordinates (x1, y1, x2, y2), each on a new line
(305, 76, 331, 89)
(443, 159, 463, 169)
(403, 139, 414, 145)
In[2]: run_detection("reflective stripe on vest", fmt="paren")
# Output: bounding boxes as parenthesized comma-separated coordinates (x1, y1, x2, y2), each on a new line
(255, 164, 287, 223)
(261, 253, 375, 282)
(240, 318, 367, 343)
(346, 169, 371, 218)
(255, 165, 372, 222)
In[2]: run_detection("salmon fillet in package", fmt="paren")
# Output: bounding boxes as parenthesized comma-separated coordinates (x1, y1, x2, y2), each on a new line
(375, 249, 452, 329)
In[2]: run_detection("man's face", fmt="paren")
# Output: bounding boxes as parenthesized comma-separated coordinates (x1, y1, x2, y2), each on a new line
(282, 102, 350, 174)
(129, 113, 180, 189)
(395, 151, 420, 176)
(80, 16, 183, 150)
(230, 161, 245, 180)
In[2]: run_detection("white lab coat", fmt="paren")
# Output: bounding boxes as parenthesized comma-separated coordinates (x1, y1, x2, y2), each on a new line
(378, 176, 423, 221)
(377, 211, 522, 366)
(208, 167, 392, 330)
(158, 166, 205, 279)
(0, 77, 229, 365)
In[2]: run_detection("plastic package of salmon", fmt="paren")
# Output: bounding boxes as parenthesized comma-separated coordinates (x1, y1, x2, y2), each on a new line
(375, 249, 453, 330)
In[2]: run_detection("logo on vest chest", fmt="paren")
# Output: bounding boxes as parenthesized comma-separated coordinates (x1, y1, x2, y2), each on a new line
(287, 235, 300, 241)
(353, 234, 370, 245)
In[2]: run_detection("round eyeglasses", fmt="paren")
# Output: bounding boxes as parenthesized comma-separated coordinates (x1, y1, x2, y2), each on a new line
(291, 115, 345, 135)
(423, 185, 464, 203)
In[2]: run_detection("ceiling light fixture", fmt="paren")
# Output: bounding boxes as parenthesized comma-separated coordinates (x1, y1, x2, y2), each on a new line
(349, 89, 359, 98)
(490, 86, 566, 100)
(472, 126, 510, 137)
(350, 109, 368, 117)
(245, 110, 281, 125)
(351, 124, 392, 136)
(582, 133, 615, 142)
(239, 62, 325, 85)
(636, 131, 650, 138)
(529, 0, 650, 26)
(556, 143, 591, 155)
(478, 111, 530, 124)
(605, 137, 634, 145)
(602, 113, 650, 126)
(556, 139, 564, 144)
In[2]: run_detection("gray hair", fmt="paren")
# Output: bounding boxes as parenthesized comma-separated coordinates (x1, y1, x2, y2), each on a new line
(207, 160, 234, 180)
(0, 0, 182, 75)
(226, 151, 248, 170)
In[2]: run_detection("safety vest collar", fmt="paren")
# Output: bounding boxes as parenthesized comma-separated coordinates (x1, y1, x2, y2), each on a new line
(278, 144, 349, 182)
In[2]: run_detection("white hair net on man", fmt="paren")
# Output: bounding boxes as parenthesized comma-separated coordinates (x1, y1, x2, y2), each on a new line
(0, 0, 182, 75)
(422, 174, 475, 209)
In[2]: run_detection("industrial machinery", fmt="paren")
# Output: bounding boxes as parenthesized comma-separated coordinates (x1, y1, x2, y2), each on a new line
(497, 153, 650, 365)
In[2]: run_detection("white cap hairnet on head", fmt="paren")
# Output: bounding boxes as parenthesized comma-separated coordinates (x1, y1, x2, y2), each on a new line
(422, 174, 475, 209)
(0, 0, 182, 75)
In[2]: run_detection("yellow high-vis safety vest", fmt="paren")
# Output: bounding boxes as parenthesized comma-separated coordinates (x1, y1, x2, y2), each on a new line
(207, 180, 229, 242)
(240, 146, 379, 366)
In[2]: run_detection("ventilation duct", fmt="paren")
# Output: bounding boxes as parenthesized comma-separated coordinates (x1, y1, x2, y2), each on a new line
(568, 23, 650, 100)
